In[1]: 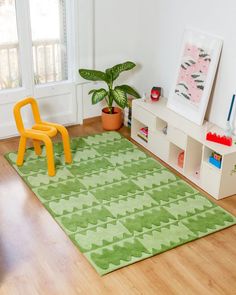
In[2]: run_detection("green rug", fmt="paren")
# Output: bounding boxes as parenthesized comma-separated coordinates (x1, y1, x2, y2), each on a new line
(5, 132, 236, 275)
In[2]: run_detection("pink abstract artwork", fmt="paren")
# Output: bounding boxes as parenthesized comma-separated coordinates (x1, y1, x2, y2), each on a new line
(175, 43, 211, 106)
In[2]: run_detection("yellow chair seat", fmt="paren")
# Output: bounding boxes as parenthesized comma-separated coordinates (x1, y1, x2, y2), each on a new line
(32, 123, 58, 137)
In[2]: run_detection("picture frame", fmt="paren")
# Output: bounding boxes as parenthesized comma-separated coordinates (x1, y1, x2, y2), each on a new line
(167, 29, 223, 125)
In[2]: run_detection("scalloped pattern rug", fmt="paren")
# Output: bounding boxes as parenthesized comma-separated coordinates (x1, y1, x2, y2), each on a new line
(5, 132, 236, 275)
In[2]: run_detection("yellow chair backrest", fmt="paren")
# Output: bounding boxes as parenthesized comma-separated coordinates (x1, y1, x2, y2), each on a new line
(13, 97, 42, 134)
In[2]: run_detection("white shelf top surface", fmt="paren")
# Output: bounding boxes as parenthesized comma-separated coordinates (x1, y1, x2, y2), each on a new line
(133, 97, 236, 155)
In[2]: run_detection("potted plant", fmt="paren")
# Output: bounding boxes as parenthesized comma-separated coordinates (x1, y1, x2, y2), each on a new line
(79, 61, 140, 130)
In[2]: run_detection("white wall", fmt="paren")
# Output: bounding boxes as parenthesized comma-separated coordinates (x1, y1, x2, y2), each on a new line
(92, 0, 236, 129)
(83, 0, 157, 119)
(94, 0, 157, 92)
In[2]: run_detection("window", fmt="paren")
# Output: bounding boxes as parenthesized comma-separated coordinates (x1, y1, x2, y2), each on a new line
(0, 0, 21, 90)
(29, 0, 68, 84)
(0, 0, 72, 91)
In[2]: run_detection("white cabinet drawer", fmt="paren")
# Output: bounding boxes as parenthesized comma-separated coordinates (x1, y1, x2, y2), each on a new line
(201, 162, 221, 198)
(167, 125, 187, 150)
(149, 130, 169, 162)
(132, 105, 156, 130)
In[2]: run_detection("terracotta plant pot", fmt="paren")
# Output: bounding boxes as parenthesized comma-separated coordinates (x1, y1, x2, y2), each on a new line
(101, 107, 123, 131)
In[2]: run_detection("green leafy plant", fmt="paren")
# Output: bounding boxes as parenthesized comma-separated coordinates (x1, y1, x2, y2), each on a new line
(79, 61, 140, 114)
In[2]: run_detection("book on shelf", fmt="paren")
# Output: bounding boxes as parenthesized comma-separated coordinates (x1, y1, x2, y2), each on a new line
(137, 133, 148, 142)
(137, 126, 148, 142)
(139, 126, 148, 136)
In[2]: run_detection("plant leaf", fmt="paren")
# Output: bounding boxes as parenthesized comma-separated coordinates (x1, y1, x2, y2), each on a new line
(79, 69, 108, 83)
(112, 87, 128, 108)
(105, 69, 114, 84)
(88, 89, 96, 95)
(106, 61, 136, 81)
(91, 88, 108, 104)
(118, 85, 140, 98)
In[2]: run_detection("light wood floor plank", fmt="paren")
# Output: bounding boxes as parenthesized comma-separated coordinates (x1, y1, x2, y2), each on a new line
(0, 118, 235, 295)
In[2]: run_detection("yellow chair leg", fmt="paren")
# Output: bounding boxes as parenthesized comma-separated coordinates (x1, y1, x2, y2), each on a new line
(44, 137, 55, 177)
(61, 129, 72, 164)
(46, 122, 72, 164)
(17, 136, 27, 166)
(33, 140, 42, 156)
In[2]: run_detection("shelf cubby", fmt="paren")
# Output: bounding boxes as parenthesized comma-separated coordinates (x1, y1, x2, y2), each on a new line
(203, 146, 222, 170)
(131, 118, 149, 147)
(169, 143, 185, 172)
(156, 117, 168, 134)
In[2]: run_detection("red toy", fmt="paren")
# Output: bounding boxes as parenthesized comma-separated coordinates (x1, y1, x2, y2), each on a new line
(178, 151, 184, 168)
(206, 132, 232, 146)
(150, 87, 161, 101)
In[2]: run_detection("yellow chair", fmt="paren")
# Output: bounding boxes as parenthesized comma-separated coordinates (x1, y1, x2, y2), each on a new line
(13, 97, 72, 176)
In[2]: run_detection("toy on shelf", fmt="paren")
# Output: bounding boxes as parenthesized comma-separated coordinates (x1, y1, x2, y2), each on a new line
(209, 152, 222, 169)
(162, 124, 168, 135)
(150, 87, 162, 102)
(206, 132, 232, 146)
(137, 126, 148, 142)
(225, 94, 235, 136)
(13, 97, 72, 176)
(178, 151, 184, 168)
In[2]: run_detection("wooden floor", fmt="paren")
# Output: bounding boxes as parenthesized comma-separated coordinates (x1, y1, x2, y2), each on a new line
(0, 117, 236, 295)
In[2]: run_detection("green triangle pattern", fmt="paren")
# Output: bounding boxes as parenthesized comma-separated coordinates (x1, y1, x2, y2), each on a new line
(5, 131, 236, 275)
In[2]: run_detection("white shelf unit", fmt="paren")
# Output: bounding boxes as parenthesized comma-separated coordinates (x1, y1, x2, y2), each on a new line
(131, 97, 236, 199)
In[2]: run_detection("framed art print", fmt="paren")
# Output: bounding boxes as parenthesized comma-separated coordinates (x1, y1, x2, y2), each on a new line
(167, 29, 223, 125)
